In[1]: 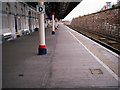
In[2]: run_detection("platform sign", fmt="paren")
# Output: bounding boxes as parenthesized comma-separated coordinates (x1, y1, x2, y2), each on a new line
(36, 5, 45, 13)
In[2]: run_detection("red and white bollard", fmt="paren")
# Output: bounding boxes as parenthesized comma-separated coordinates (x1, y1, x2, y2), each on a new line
(38, 2, 47, 55)
(52, 12, 55, 35)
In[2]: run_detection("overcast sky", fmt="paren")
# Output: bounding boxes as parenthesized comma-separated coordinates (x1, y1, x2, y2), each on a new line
(63, 0, 117, 21)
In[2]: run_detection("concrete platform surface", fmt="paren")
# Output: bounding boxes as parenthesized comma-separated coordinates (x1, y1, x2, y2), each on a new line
(2, 24, 119, 89)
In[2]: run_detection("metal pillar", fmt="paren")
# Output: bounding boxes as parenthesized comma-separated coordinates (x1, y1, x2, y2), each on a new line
(38, 2, 47, 55)
(52, 13, 55, 34)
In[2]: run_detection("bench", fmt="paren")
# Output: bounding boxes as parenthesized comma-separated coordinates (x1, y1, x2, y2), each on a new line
(22, 29, 30, 35)
(2, 32, 13, 41)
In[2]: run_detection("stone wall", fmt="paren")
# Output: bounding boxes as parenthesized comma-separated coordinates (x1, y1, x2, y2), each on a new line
(71, 6, 120, 39)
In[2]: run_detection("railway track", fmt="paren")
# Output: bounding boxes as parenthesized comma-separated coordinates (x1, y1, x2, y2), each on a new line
(68, 25, 120, 55)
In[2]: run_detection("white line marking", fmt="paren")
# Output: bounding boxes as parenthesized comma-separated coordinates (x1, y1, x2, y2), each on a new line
(66, 26, 119, 81)
(65, 26, 119, 57)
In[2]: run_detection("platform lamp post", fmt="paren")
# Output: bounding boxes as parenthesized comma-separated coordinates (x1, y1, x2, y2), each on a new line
(52, 12, 55, 35)
(37, 1, 47, 55)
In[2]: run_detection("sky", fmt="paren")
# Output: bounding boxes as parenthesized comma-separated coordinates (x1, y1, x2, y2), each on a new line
(63, 0, 117, 21)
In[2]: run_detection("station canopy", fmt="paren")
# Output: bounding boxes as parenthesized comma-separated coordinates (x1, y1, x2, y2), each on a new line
(26, 1, 82, 20)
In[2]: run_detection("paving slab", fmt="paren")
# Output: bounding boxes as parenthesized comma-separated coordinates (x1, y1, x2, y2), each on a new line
(66, 26, 119, 76)
(47, 24, 119, 88)
(2, 24, 119, 89)
(2, 27, 58, 88)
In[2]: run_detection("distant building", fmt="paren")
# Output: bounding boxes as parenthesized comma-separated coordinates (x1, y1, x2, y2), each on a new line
(106, 2, 112, 8)
(101, 2, 112, 10)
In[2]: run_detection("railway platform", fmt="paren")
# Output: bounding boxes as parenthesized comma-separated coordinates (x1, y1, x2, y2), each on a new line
(2, 24, 119, 89)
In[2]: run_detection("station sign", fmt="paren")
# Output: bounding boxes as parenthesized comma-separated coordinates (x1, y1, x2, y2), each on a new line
(36, 5, 45, 13)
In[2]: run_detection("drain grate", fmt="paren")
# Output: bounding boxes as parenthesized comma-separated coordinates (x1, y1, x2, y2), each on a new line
(89, 69, 103, 74)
